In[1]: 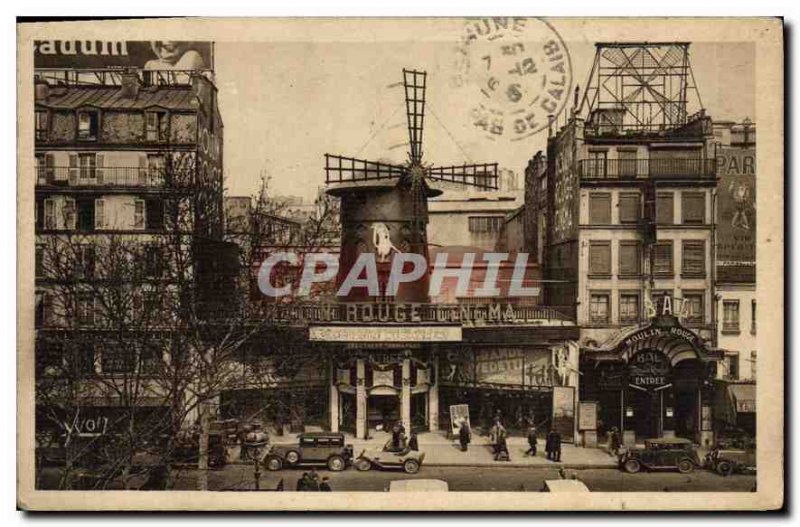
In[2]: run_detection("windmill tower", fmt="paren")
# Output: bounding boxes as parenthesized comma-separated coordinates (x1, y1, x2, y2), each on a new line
(326, 69, 499, 302)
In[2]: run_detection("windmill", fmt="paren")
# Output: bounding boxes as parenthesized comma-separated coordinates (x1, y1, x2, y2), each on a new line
(325, 69, 499, 302)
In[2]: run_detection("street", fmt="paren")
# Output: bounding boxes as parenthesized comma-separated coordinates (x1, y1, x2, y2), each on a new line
(172, 465, 756, 493)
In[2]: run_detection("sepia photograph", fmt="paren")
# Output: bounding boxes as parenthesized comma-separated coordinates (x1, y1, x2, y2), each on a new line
(15, 16, 784, 511)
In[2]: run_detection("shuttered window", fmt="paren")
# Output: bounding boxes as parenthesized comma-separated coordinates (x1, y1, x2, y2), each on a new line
(618, 241, 641, 276)
(589, 292, 610, 324)
(681, 240, 706, 277)
(619, 292, 640, 323)
(589, 193, 611, 224)
(134, 199, 145, 230)
(588, 241, 611, 276)
(683, 292, 704, 324)
(619, 192, 641, 224)
(653, 241, 673, 276)
(681, 192, 705, 224)
(656, 193, 674, 225)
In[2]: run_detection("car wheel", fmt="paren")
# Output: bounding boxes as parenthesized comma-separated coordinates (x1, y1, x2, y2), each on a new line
(354, 458, 371, 472)
(265, 456, 283, 471)
(403, 459, 420, 474)
(716, 460, 734, 477)
(327, 455, 346, 472)
(284, 450, 300, 465)
(623, 459, 641, 474)
(677, 459, 695, 474)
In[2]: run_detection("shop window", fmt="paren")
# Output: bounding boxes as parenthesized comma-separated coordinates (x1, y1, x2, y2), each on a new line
(619, 292, 640, 324)
(589, 193, 611, 224)
(723, 300, 740, 333)
(682, 192, 705, 224)
(77, 110, 99, 141)
(35, 110, 49, 141)
(656, 192, 674, 225)
(618, 241, 641, 277)
(682, 291, 704, 324)
(681, 240, 706, 277)
(588, 241, 611, 276)
(618, 192, 641, 224)
(653, 241, 673, 277)
(589, 292, 610, 324)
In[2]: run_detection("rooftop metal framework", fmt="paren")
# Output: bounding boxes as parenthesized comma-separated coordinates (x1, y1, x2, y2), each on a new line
(579, 42, 704, 134)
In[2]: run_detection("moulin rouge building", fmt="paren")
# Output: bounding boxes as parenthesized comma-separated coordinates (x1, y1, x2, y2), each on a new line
(223, 69, 581, 441)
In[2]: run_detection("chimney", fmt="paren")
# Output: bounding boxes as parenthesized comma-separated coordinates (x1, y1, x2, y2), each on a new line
(34, 78, 49, 101)
(120, 71, 142, 99)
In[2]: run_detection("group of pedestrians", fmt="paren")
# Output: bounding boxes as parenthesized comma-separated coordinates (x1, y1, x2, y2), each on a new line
(455, 417, 565, 463)
(295, 469, 332, 492)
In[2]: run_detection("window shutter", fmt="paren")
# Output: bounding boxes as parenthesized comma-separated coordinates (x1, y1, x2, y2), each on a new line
(67, 154, 78, 183)
(95, 198, 105, 230)
(63, 198, 76, 230)
(656, 193, 674, 225)
(619, 193, 640, 223)
(44, 198, 55, 229)
(44, 153, 55, 183)
(95, 154, 105, 185)
(138, 155, 147, 185)
(134, 199, 145, 229)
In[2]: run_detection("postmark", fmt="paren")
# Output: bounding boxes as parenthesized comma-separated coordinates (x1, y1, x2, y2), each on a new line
(453, 17, 573, 142)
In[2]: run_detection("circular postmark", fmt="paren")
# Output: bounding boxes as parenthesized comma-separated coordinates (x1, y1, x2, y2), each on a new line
(453, 17, 573, 142)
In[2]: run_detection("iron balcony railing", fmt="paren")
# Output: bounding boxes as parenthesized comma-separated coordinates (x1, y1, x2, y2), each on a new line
(36, 166, 177, 188)
(577, 158, 716, 180)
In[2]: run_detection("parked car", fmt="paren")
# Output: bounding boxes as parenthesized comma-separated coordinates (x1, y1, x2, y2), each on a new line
(354, 440, 426, 474)
(619, 437, 701, 474)
(705, 446, 756, 476)
(264, 432, 353, 472)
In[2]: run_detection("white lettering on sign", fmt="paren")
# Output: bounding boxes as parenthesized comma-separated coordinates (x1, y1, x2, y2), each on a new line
(63, 416, 109, 438)
(309, 325, 462, 342)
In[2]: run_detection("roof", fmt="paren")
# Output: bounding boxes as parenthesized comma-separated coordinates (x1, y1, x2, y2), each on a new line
(37, 86, 197, 111)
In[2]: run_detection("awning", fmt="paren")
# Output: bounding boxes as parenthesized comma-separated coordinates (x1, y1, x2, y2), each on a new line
(729, 383, 756, 413)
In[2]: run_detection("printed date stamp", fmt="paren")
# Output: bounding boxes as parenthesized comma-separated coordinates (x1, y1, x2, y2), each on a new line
(453, 17, 572, 142)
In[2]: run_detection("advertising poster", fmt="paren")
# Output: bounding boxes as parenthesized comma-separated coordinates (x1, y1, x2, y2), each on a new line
(449, 404, 471, 436)
(579, 401, 598, 431)
(715, 146, 756, 282)
(552, 386, 575, 443)
(34, 40, 214, 70)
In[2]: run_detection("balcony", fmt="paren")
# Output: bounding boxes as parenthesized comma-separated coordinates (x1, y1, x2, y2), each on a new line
(577, 158, 716, 181)
(36, 167, 174, 190)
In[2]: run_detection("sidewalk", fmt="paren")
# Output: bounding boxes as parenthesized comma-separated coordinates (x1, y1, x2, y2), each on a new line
(261, 430, 619, 469)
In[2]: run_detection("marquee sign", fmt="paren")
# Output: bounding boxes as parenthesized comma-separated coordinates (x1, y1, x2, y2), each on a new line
(628, 350, 671, 390)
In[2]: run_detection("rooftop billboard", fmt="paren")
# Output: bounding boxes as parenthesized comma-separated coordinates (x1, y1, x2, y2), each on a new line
(34, 40, 213, 70)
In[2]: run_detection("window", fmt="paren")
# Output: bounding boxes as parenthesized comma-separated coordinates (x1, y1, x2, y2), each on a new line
(586, 150, 607, 178)
(76, 293, 96, 327)
(77, 110, 99, 140)
(35, 110, 49, 140)
(140, 344, 162, 375)
(143, 291, 163, 318)
(619, 292, 641, 324)
(653, 241, 673, 276)
(147, 154, 165, 184)
(723, 300, 740, 333)
(134, 199, 145, 229)
(102, 346, 135, 374)
(78, 153, 96, 180)
(145, 198, 165, 230)
(588, 241, 611, 276)
(74, 244, 96, 279)
(618, 192, 641, 224)
(682, 292, 704, 324)
(725, 353, 740, 381)
(751, 300, 757, 334)
(35, 244, 44, 279)
(618, 149, 638, 177)
(589, 292, 610, 324)
(468, 216, 503, 234)
(681, 192, 705, 224)
(76, 199, 95, 232)
(63, 198, 76, 230)
(43, 198, 56, 229)
(145, 245, 164, 278)
(146, 111, 169, 142)
(589, 193, 611, 224)
(95, 199, 105, 230)
(618, 241, 641, 276)
(681, 240, 706, 277)
(656, 193, 674, 225)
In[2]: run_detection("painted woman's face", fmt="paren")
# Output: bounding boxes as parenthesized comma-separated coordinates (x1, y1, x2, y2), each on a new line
(158, 41, 187, 62)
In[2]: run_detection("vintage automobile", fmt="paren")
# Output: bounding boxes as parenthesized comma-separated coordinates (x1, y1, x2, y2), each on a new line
(264, 432, 354, 472)
(619, 437, 702, 474)
(353, 440, 426, 474)
(705, 446, 757, 476)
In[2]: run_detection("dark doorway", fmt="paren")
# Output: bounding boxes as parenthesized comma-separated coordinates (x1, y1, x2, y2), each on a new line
(367, 394, 400, 433)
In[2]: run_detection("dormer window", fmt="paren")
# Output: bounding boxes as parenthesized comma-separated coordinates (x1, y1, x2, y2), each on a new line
(146, 110, 169, 142)
(77, 110, 99, 141)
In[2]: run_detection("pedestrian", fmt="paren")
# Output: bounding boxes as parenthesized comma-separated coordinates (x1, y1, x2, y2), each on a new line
(552, 430, 562, 462)
(489, 418, 506, 457)
(319, 477, 332, 492)
(307, 468, 320, 491)
(545, 429, 553, 460)
(296, 472, 309, 491)
(408, 431, 419, 452)
(458, 420, 471, 452)
(494, 428, 510, 461)
(397, 421, 407, 448)
(525, 426, 538, 457)
(609, 426, 621, 457)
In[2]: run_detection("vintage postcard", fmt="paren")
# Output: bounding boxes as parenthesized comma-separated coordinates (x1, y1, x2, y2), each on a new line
(16, 17, 783, 511)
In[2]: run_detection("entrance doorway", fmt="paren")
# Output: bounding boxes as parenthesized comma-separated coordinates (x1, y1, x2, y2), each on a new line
(367, 394, 400, 433)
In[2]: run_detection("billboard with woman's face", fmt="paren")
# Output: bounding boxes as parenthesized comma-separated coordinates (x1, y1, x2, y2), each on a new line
(34, 40, 213, 70)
